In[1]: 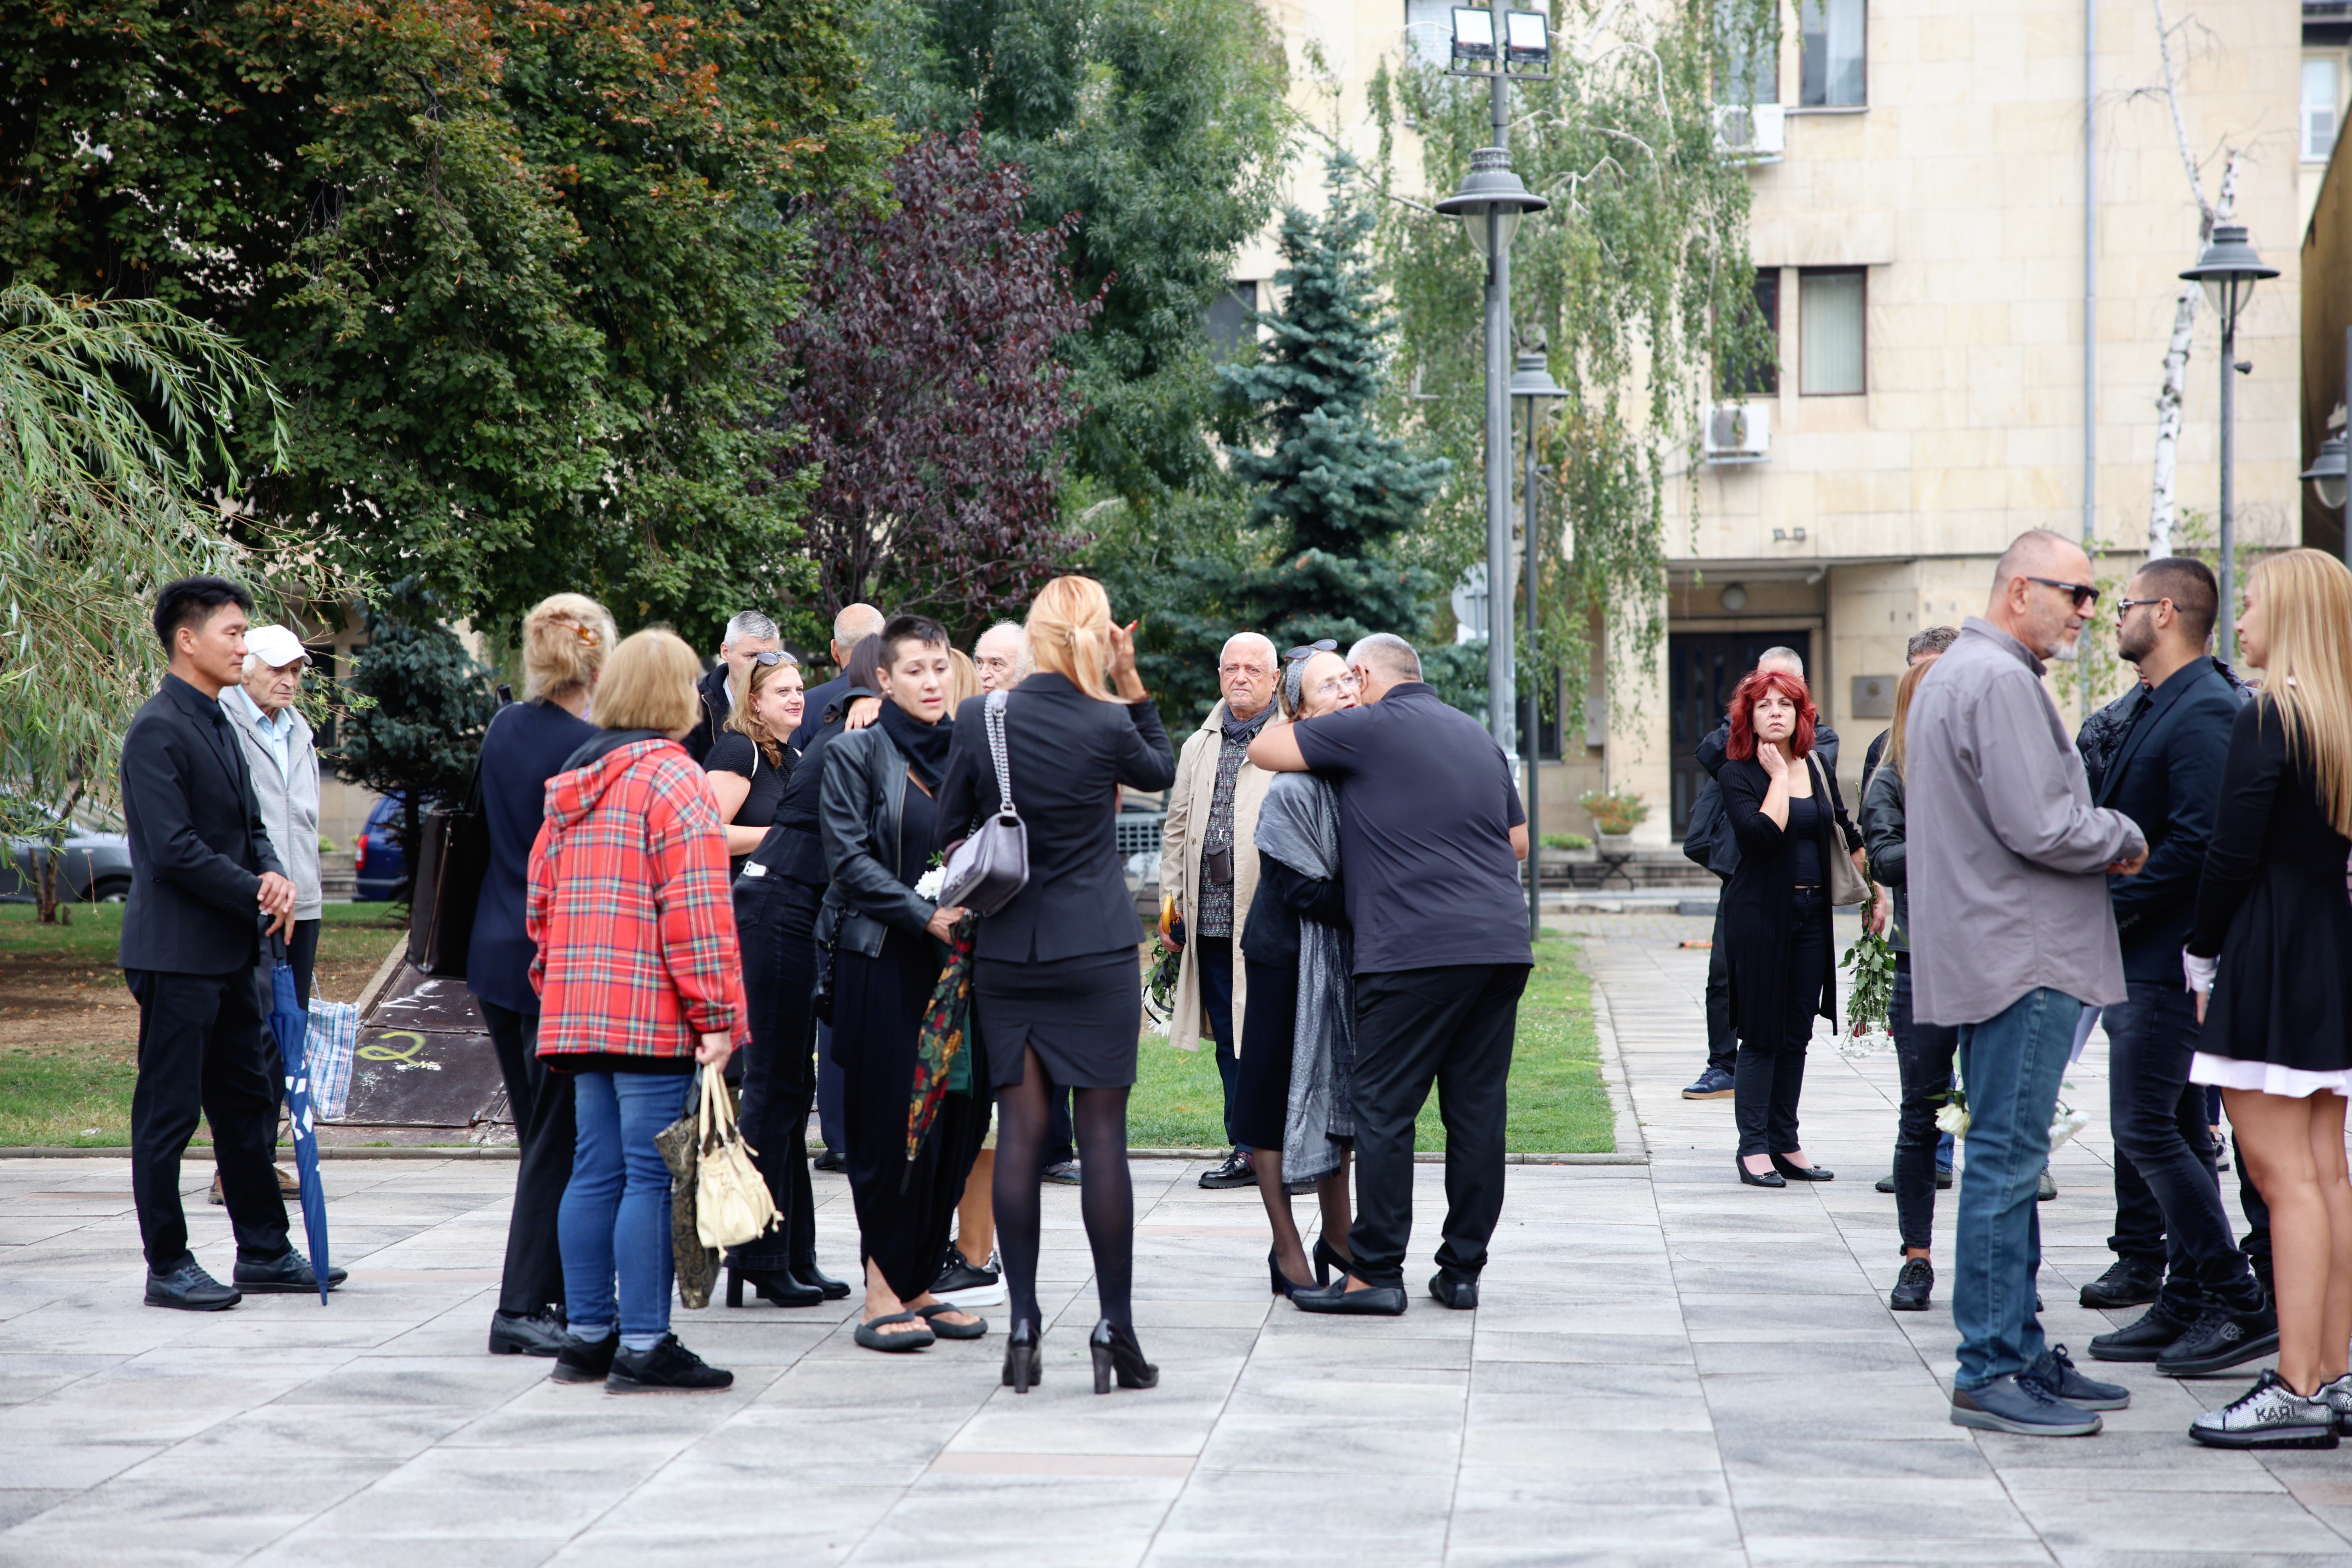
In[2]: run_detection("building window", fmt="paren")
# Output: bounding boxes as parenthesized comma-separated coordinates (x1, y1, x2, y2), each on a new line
(1799, 268, 1865, 396)
(1716, 6, 1777, 106)
(1204, 282, 1256, 362)
(1724, 269, 1779, 396)
(2306, 58, 2340, 164)
(1799, 0, 1865, 108)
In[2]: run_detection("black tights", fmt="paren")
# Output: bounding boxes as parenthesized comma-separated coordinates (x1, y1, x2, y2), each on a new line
(993, 1045, 1134, 1332)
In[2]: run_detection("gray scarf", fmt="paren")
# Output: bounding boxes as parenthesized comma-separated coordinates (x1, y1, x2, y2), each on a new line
(1254, 770, 1354, 1185)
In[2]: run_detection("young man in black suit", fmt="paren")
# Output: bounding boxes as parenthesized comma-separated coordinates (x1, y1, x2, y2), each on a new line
(2080, 558, 2274, 1373)
(121, 577, 342, 1309)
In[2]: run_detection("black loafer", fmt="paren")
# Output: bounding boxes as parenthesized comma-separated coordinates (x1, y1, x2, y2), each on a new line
(2078, 1258, 2163, 1310)
(1198, 1150, 1256, 1190)
(1291, 1277, 1408, 1316)
(489, 1307, 568, 1356)
(145, 1260, 241, 1312)
(233, 1250, 347, 1293)
(1770, 1154, 1833, 1182)
(1429, 1271, 1478, 1310)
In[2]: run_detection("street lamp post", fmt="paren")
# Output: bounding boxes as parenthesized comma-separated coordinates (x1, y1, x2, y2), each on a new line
(2295, 325, 2352, 569)
(2179, 223, 2277, 664)
(1509, 349, 1566, 939)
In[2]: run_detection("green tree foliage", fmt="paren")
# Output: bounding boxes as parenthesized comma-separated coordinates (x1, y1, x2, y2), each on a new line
(1, 0, 895, 645)
(336, 579, 501, 890)
(864, 0, 1290, 505)
(0, 286, 347, 917)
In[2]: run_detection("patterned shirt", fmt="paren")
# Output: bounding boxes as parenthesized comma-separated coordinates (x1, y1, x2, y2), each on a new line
(1196, 701, 1272, 937)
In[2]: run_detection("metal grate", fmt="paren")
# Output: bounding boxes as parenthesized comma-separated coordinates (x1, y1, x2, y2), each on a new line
(1114, 812, 1166, 859)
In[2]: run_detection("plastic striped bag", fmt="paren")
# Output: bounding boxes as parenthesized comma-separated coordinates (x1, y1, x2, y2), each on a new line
(306, 999, 359, 1121)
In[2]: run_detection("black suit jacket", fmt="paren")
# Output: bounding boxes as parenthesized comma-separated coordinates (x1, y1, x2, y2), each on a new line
(937, 673, 1176, 965)
(2093, 656, 2242, 984)
(683, 664, 731, 765)
(118, 673, 285, 975)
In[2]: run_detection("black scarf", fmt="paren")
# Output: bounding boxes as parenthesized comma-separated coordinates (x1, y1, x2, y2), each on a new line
(878, 699, 953, 791)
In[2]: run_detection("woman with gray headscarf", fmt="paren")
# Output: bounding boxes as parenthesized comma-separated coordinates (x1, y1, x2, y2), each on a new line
(1232, 645, 1361, 1296)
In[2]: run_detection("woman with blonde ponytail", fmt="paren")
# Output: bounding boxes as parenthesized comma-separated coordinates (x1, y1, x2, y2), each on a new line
(2183, 549, 2352, 1449)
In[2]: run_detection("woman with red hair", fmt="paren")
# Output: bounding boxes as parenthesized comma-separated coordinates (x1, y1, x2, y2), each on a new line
(1717, 667, 1865, 1187)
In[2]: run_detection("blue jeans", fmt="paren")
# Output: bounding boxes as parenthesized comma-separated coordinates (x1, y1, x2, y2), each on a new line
(561, 1071, 694, 1340)
(1952, 986, 2081, 1391)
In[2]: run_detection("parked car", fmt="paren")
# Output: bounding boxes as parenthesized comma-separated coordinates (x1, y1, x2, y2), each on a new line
(354, 794, 409, 902)
(0, 805, 133, 905)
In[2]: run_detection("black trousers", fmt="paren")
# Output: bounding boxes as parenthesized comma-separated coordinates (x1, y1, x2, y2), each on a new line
(1346, 963, 1528, 1289)
(126, 967, 290, 1272)
(1705, 898, 1737, 1075)
(480, 1001, 574, 1315)
(2105, 981, 2260, 1315)
(1733, 889, 1827, 1158)
(734, 880, 821, 1275)
(286, 917, 320, 1009)
(1890, 957, 1960, 1250)
(1197, 935, 1242, 1148)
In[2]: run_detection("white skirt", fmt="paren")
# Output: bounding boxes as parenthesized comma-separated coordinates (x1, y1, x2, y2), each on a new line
(2190, 1051, 2352, 1099)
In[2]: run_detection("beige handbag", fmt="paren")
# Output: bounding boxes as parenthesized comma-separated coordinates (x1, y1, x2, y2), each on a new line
(693, 1071, 780, 1250)
(1809, 754, 1871, 909)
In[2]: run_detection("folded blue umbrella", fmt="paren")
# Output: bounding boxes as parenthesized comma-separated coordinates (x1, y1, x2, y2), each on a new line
(267, 935, 332, 1305)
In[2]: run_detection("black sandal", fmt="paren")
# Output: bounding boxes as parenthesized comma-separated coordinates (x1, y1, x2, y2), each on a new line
(853, 1311, 935, 1352)
(914, 1302, 989, 1340)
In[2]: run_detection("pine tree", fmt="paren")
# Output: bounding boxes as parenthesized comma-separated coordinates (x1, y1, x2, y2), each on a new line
(1217, 157, 1449, 654)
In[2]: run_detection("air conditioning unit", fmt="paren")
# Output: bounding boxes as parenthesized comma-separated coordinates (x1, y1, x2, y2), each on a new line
(1703, 401, 1771, 463)
(1712, 102, 1786, 161)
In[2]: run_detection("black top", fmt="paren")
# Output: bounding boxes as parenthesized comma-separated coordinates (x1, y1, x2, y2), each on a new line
(764, 690, 875, 887)
(683, 663, 731, 765)
(899, 777, 941, 887)
(467, 698, 599, 1014)
(1786, 792, 1822, 885)
(1688, 719, 1842, 881)
(2189, 698, 2352, 1070)
(2092, 657, 2241, 985)
(1717, 753, 1860, 1050)
(705, 734, 792, 832)
(117, 673, 287, 976)
(1239, 854, 1349, 968)
(790, 672, 856, 751)
(1289, 683, 1529, 976)
(936, 672, 1176, 964)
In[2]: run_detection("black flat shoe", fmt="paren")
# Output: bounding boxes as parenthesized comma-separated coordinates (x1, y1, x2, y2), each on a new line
(794, 1262, 852, 1300)
(488, 1307, 567, 1356)
(1002, 1320, 1042, 1393)
(145, 1260, 240, 1312)
(1089, 1319, 1158, 1393)
(1290, 1277, 1409, 1316)
(1311, 1236, 1349, 1289)
(1429, 1271, 1478, 1310)
(1736, 1157, 1786, 1189)
(1769, 1154, 1834, 1182)
(726, 1263, 823, 1309)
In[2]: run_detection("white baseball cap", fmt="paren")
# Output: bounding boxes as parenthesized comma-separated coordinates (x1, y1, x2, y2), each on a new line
(245, 625, 312, 670)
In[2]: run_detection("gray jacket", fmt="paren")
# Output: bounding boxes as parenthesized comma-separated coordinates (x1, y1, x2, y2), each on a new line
(219, 690, 322, 919)
(1904, 617, 2145, 1026)
(818, 724, 936, 959)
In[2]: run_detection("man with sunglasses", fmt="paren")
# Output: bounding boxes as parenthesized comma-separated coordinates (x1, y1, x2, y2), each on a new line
(1907, 529, 2149, 1437)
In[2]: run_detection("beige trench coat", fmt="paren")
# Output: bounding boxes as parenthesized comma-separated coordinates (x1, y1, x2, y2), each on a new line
(1160, 700, 1274, 1054)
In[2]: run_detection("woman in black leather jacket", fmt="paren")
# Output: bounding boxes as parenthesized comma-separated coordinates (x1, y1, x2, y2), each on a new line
(819, 615, 984, 1353)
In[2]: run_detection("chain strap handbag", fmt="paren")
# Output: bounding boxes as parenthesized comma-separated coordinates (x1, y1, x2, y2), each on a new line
(693, 1069, 779, 1250)
(939, 689, 1029, 915)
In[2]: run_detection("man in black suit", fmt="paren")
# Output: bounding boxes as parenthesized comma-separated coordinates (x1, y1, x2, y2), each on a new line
(788, 601, 886, 751)
(2081, 558, 2274, 1374)
(683, 609, 784, 763)
(121, 577, 340, 1309)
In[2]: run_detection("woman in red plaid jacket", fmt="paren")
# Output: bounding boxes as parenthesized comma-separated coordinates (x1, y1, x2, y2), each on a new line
(527, 628, 744, 1394)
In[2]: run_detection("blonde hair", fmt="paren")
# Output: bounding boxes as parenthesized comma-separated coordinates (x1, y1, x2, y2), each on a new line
(595, 629, 702, 736)
(1886, 656, 1938, 778)
(726, 655, 800, 764)
(1024, 575, 1118, 702)
(2245, 549, 2352, 837)
(521, 593, 616, 701)
(948, 647, 982, 707)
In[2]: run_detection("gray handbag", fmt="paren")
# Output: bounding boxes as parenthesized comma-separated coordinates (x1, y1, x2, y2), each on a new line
(939, 689, 1029, 915)
(1810, 753, 1871, 908)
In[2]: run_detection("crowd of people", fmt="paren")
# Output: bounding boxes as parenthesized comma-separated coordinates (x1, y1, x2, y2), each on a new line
(110, 571, 1532, 1399)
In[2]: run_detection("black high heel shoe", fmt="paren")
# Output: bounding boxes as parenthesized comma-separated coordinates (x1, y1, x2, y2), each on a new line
(793, 1262, 852, 1300)
(726, 1263, 824, 1308)
(1311, 1236, 1349, 1289)
(1735, 1155, 1787, 1189)
(1001, 1320, 1042, 1394)
(1769, 1153, 1835, 1182)
(1268, 1248, 1315, 1299)
(1089, 1319, 1158, 1394)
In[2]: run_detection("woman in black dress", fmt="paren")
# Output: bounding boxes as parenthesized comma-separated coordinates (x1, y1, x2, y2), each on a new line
(820, 615, 986, 1353)
(1716, 667, 1863, 1188)
(937, 575, 1176, 1394)
(706, 651, 804, 867)
(2183, 549, 2352, 1449)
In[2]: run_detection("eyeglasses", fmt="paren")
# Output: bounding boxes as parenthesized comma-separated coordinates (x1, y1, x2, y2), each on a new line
(2114, 595, 2169, 616)
(748, 650, 800, 667)
(1311, 673, 1361, 700)
(2024, 576, 2101, 609)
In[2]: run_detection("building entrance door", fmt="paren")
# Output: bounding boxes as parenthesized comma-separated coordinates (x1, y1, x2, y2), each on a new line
(1667, 629, 1812, 838)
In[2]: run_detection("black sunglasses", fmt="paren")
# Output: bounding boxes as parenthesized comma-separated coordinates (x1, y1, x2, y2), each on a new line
(1285, 639, 1338, 662)
(2024, 576, 2101, 609)
(748, 650, 800, 667)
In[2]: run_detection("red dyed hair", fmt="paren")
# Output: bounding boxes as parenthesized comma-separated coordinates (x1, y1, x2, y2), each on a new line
(1725, 668, 1817, 761)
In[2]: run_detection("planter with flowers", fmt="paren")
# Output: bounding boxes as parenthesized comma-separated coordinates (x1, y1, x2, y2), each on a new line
(1578, 789, 1648, 855)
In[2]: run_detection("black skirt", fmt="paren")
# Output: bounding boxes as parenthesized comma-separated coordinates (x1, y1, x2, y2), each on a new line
(975, 947, 1142, 1090)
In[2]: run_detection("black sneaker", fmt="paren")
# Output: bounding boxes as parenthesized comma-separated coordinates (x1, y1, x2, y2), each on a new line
(2021, 1344, 2130, 1411)
(1888, 1257, 1934, 1312)
(2157, 1303, 2281, 1377)
(1198, 1150, 1255, 1189)
(1681, 1066, 1735, 1100)
(2077, 1257, 2163, 1310)
(607, 1334, 733, 1394)
(144, 1260, 241, 1312)
(2190, 1370, 2338, 1449)
(233, 1249, 348, 1294)
(2088, 1300, 2197, 1363)
(551, 1333, 617, 1384)
(933, 1245, 1006, 1307)
(1948, 1372, 2101, 1437)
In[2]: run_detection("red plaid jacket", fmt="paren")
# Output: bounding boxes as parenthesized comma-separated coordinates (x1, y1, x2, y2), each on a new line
(527, 737, 744, 1060)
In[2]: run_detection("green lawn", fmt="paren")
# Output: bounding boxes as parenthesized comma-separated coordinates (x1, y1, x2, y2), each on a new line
(1128, 934, 1612, 1154)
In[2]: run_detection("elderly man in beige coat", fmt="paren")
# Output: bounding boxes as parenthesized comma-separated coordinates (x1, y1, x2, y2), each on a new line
(1163, 631, 1281, 1188)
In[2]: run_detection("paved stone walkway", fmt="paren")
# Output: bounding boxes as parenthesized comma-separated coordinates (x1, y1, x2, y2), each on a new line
(2, 917, 2346, 1566)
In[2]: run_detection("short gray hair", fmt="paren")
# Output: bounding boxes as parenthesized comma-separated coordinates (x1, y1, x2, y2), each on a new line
(724, 610, 779, 646)
(1220, 631, 1278, 667)
(1347, 632, 1422, 683)
(833, 603, 886, 645)
(1758, 645, 1804, 677)
(1906, 625, 1958, 661)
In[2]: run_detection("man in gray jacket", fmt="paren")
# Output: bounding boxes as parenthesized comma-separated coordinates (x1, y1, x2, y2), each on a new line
(221, 626, 323, 1003)
(1908, 530, 2148, 1437)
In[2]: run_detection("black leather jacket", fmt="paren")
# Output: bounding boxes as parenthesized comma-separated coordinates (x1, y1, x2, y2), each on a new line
(1859, 760, 1911, 953)
(817, 724, 937, 958)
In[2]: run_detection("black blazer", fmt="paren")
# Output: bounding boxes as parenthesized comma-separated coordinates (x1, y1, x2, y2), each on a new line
(2093, 657, 2241, 985)
(1717, 752, 1859, 1050)
(118, 673, 286, 976)
(937, 673, 1176, 965)
(467, 697, 597, 1015)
